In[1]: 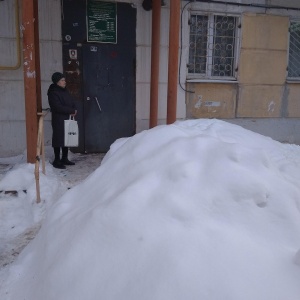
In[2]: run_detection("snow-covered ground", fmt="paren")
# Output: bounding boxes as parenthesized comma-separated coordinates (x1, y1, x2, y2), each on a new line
(0, 150, 105, 284)
(0, 119, 300, 300)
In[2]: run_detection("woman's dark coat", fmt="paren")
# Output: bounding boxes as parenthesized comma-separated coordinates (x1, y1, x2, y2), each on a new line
(47, 83, 76, 147)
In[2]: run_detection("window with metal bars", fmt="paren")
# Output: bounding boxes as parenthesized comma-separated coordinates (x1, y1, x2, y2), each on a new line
(188, 13, 239, 80)
(288, 21, 300, 79)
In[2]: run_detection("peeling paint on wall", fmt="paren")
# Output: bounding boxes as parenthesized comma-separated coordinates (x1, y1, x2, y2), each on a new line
(26, 71, 36, 78)
(194, 95, 221, 109)
(268, 100, 275, 112)
(195, 96, 202, 109)
(194, 95, 222, 109)
(203, 101, 221, 107)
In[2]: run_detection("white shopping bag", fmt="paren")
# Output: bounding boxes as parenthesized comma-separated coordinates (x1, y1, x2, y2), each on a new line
(64, 116, 79, 147)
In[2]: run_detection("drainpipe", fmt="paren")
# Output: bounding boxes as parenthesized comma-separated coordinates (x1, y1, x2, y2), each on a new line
(149, 0, 161, 128)
(22, 0, 42, 163)
(0, 0, 21, 70)
(166, 0, 180, 124)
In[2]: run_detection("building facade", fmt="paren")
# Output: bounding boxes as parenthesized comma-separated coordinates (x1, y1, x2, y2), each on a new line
(1, 0, 300, 156)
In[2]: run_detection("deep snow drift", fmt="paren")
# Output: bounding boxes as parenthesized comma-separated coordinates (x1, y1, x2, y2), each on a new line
(1, 119, 300, 300)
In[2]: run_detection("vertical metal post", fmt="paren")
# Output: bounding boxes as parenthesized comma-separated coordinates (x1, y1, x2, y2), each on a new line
(149, 0, 161, 128)
(22, 0, 42, 163)
(166, 0, 180, 124)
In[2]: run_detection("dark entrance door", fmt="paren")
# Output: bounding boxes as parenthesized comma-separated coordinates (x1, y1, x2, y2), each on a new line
(83, 4, 136, 152)
(62, 2, 136, 153)
(83, 44, 135, 151)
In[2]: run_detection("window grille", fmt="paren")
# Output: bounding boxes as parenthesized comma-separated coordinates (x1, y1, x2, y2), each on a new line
(188, 14, 239, 80)
(288, 21, 300, 79)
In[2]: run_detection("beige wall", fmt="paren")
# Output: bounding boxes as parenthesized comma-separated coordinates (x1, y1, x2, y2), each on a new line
(186, 83, 237, 119)
(286, 84, 300, 117)
(237, 85, 284, 117)
(237, 14, 288, 117)
(186, 12, 300, 119)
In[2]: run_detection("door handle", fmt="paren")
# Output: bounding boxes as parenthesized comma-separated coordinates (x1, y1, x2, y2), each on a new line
(86, 96, 102, 113)
(94, 97, 102, 113)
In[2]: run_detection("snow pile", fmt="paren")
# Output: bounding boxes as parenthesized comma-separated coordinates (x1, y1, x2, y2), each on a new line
(2, 119, 300, 300)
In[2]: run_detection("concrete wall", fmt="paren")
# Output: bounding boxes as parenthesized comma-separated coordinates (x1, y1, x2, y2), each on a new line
(0, 0, 25, 157)
(0, 0, 61, 157)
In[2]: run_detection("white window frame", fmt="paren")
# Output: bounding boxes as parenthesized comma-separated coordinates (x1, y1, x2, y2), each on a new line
(187, 12, 241, 82)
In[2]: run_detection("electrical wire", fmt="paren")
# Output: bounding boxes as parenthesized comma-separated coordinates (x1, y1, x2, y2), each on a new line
(179, 1, 195, 93)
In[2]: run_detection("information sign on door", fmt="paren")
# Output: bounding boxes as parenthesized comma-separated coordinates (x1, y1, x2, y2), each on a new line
(87, 0, 117, 43)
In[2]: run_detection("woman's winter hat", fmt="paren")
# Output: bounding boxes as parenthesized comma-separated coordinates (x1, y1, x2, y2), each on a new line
(51, 72, 65, 84)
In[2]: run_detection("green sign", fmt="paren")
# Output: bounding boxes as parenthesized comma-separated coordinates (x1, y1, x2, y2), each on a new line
(87, 1, 117, 43)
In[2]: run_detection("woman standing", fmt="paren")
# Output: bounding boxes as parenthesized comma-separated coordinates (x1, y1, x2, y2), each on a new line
(48, 72, 77, 169)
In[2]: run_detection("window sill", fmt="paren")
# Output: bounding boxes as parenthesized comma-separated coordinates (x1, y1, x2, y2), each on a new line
(186, 79, 238, 84)
(286, 80, 300, 84)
